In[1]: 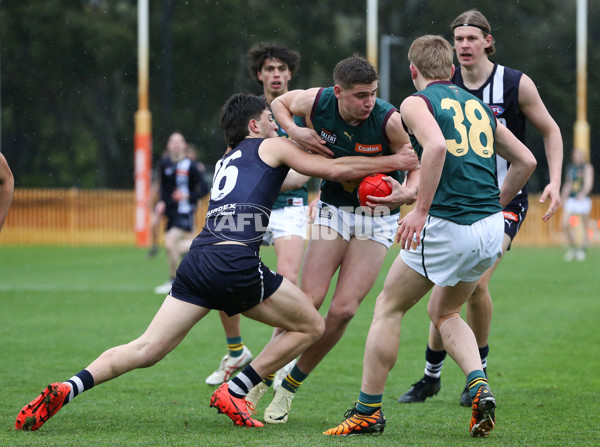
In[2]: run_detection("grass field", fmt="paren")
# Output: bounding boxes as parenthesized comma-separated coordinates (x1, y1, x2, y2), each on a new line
(0, 245, 598, 446)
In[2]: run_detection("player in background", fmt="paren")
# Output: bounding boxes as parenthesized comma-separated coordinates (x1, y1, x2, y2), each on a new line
(204, 43, 308, 387)
(0, 152, 14, 233)
(324, 34, 536, 438)
(397, 9, 563, 407)
(15, 93, 421, 431)
(152, 132, 209, 295)
(561, 148, 594, 261)
(252, 55, 420, 424)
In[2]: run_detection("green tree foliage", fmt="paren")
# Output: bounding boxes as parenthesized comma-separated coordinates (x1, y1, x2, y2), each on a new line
(0, 0, 597, 190)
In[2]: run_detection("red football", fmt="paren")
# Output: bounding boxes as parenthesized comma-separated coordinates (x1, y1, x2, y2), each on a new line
(357, 174, 392, 207)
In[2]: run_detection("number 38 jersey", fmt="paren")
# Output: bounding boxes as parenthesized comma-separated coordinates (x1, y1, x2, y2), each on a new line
(192, 138, 289, 252)
(408, 81, 502, 225)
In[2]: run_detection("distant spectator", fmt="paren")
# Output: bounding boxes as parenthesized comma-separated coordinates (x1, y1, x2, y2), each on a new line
(152, 132, 209, 293)
(561, 148, 594, 261)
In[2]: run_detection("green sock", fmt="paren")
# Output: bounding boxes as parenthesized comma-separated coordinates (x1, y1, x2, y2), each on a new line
(227, 336, 243, 358)
(262, 374, 275, 387)
(281, 365, 308, 393)
(467, 370, 488, 400)
(356, 391, 382, 415)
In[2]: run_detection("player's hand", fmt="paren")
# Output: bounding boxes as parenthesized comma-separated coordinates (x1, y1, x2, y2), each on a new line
(396, 208, 427, 250)
(539, 182, 560, 222)
(391, 145, 420, 171)
(154, 201, 166, 215)
(289, 127, 334, 158)
(365, 176, 417, 209)
(307, 192, 320, 223)
(172, 189, 187, 202)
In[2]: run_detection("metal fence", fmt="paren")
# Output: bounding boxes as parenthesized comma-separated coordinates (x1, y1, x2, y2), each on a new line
(1, 189, 599, 247)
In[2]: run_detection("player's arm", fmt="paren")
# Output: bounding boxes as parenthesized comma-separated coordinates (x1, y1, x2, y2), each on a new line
(363, 111, 420, 209)
(493, 123, 537, 209)
(280, 169, 311, 192)
(384, 111, 421, 172)
(0, 152, 14, 233)
(271, 88, 334, 157)
(396, 96, 447, 250)
(559, 168, 573, 204)
(579, 163, 594, 200)
(259, 137, 414, 182)
(188, 162, 209, 203)
(518, 74, 563, 219)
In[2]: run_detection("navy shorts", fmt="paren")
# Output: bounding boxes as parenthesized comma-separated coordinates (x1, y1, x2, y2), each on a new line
(170, 244, 284, 316)
(166, 212, 195, 232)
(503, 195, 528, 248)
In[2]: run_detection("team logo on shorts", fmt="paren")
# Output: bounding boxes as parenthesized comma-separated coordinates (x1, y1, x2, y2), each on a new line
(205, 203, 271, 243)
(319, 206, 333, 219)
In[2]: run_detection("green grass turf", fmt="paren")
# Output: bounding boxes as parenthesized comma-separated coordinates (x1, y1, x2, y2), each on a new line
(0, 245, 599, 446)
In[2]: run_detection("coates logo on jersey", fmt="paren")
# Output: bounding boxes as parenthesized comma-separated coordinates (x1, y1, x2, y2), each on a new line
(205, 203, 270, 243)
(355, 143, 382, 154)
(490, 105, 504, 116)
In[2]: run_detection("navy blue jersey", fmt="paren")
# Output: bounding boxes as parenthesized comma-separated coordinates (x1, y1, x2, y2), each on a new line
(452, 63, 528, 202)
(157, 155, 208, 216)
(193, 138, 289, 252)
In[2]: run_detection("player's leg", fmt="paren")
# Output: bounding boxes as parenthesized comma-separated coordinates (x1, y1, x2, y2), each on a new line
(16, 296, 209, 431)
(562, 200, 577, 261)
(324, 255, 432, 436)
(270, 232, 306, 387)
(577, 197, 593, 259)
(205, 312, 253, 385)
(396, 320, 446, 403)
(299, 225, 346, 309)
(428, 284, 496, 437)
(579, 212, 590, 259)
(265, 237, 386, 424)
(243, 278, 325, 376)
(211, 278, 325, 427)
(273, 235, 305, 286)
(296, 237, 387, 375)
(164, 227, 184, 277)
(255, 225, 343, 423)
(154, 224, 184, 294)
(147, 206, 163, 258)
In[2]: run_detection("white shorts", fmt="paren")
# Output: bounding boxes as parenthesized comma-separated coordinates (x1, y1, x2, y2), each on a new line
(312, 200, 399, 249)
(401, 212, 504, 287)
(564, 197, 592, 215)
(262, 205, 308, 245)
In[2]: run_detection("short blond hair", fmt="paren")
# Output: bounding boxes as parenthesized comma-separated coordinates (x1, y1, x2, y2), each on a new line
(408, 35, 453, 80)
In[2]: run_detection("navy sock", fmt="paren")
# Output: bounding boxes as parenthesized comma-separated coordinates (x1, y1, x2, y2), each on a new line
(424, 345, 446, 380)
(64, 369, 95, 404)
(479, 345, 489, 371)
(228, 365, 261, 398)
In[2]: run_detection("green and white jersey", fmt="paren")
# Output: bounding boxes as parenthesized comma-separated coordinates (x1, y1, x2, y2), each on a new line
(408, 81, 502, 225)
(273, 115, 309, 210)
(309, 87, 403, 210)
